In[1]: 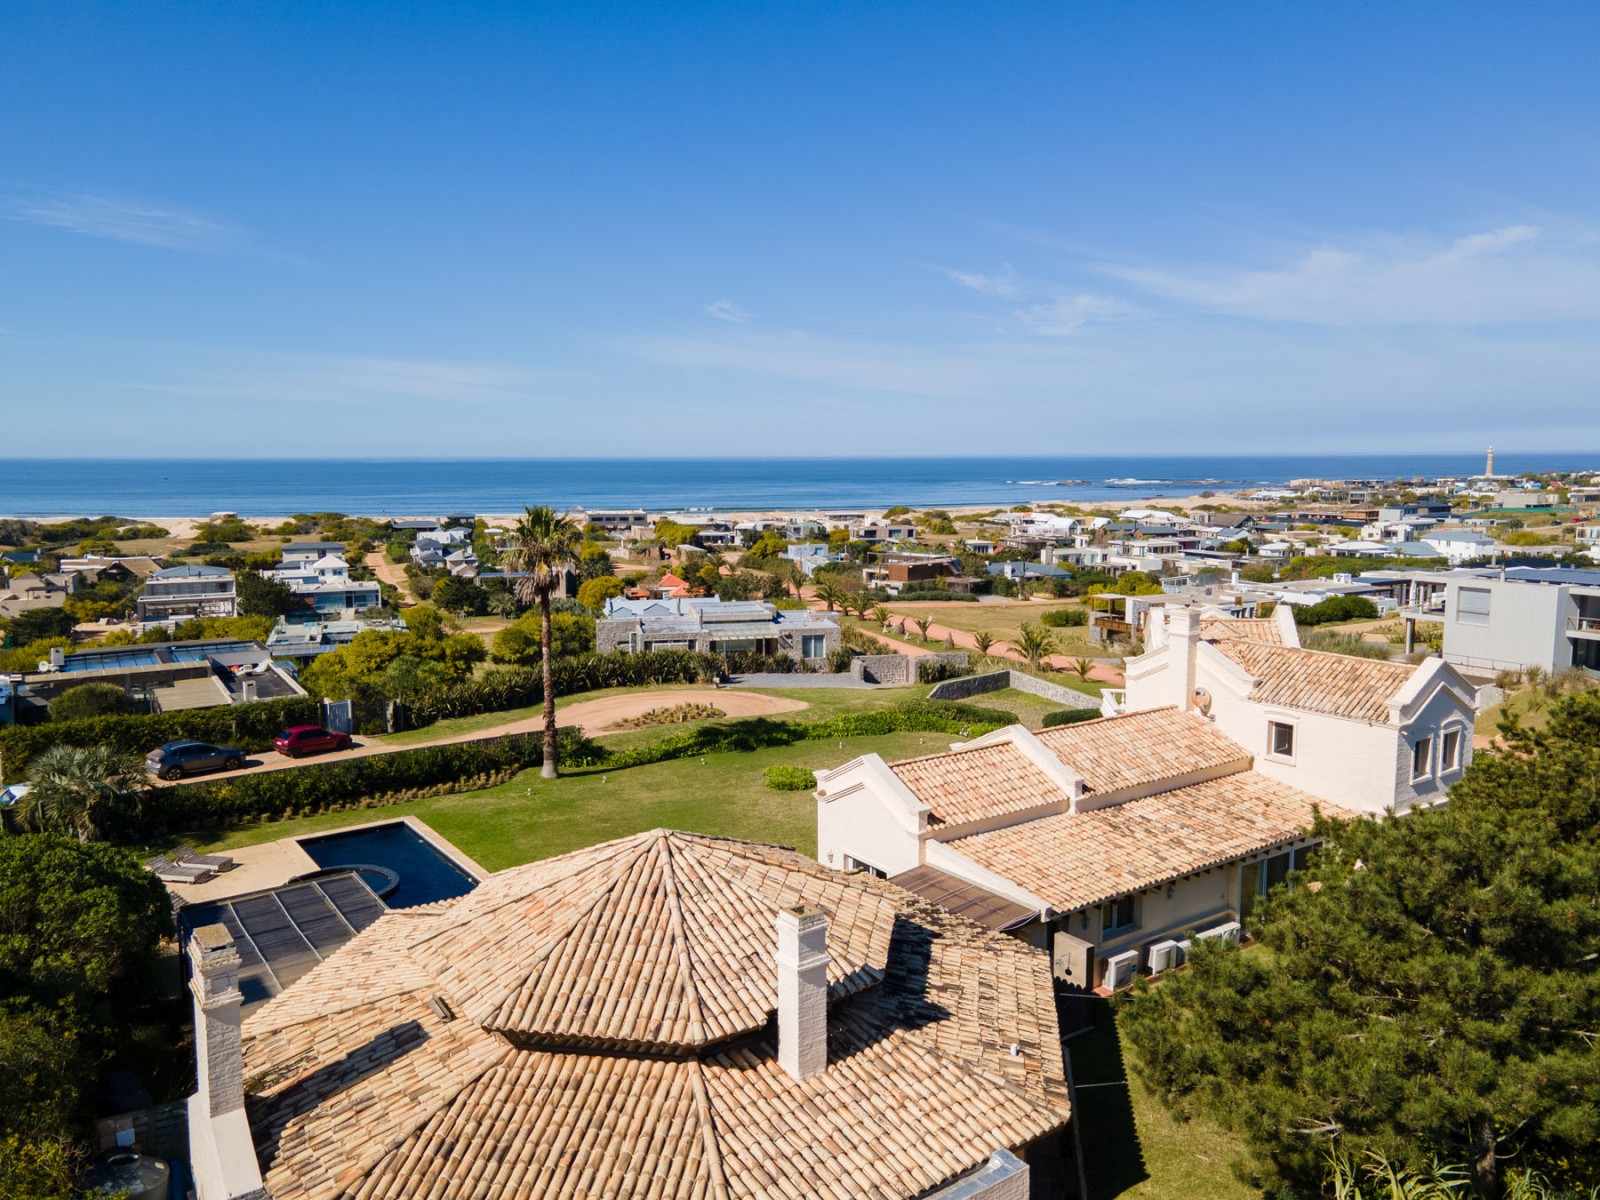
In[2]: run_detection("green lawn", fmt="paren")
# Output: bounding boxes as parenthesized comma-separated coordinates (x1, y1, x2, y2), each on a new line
(190, 728, 947, 869)
(1070, 1003, 1258, 1200)
(373, 681, 937, 747)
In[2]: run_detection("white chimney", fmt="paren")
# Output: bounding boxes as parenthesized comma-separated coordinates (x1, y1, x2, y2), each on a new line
(186, 925, 266, 1200)
(1168, 607, 1200, 713)
(49, 646, 65, 669)
(775, 905, 830, 1081)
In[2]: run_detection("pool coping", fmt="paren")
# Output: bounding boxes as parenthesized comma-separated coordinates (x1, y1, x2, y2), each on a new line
(292, 815, 489, 884)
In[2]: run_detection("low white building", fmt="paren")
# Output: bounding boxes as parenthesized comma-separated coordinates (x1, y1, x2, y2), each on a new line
(817, 706, 1343, 995)
(1419, 529, 1499, 565)
(1115, 606, 1476, 815)
(1422, 566, 1600, 677)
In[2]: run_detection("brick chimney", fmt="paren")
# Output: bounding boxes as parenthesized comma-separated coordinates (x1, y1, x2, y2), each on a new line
(187, 924, 267, 1200)
(775, 905, 830, 1081)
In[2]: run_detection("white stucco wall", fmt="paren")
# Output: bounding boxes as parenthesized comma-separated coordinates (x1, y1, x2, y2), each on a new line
(1092, 867, 1240, 961)
(814, 762, 926, 877)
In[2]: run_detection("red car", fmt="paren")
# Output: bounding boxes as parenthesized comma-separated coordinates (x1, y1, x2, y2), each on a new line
(274, 725, 354, 758)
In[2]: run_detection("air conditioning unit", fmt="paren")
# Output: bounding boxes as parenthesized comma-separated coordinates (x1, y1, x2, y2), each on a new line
(1103, 950, 1140, 991)
(1195, 921, 1241, 946)
(1147, 939, 1185, 974)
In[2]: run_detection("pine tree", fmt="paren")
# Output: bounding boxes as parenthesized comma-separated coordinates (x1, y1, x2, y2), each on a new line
(1120, 692, 1600, 1196)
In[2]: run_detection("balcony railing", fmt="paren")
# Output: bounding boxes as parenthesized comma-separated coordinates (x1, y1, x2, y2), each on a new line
(1569, 616, 1600, 634)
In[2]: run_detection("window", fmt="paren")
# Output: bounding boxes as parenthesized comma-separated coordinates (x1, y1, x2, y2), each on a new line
(1411, 735, 1432, 780)
(801, 634, 826, 659)
(1457, 587, 1492, 626)
(1440, 729, 1461, 772)
(1268, 720, 1295, 760)
(844, 856, 887, 879)
(1101, 896, 1137, 934)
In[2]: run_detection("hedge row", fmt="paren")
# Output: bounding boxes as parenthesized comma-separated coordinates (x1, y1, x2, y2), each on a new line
(1041, 707, 1102, 728)
(130, 727, 598, 838)
(122, 699, 1011, 838)
(0, 696, 321, 784)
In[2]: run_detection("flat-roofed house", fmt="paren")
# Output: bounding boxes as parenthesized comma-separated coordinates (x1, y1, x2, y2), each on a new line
(181, 830, 1070, 1200)
(1112, 606, 1476, 815)
(136, 564, 238, 624)
(598, 596, 841, 663)
(816, 707, 1346, 995)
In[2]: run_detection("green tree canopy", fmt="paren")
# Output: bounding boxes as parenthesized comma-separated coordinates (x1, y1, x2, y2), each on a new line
(45, 682, 138, 723)
(235, 569, 300, 617)
(1120, 692, 1600, 1195)
(576, 575, 625, 612)
(490, 611, 595, 666)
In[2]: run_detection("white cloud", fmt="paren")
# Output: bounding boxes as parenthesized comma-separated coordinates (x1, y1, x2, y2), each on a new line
(705, 299, 751, 323)
(1105, 223, 1600, 326)
(1013, 293, 1139, 336)
(6, 192, 245, 252)
(932, 263, 1019, 298)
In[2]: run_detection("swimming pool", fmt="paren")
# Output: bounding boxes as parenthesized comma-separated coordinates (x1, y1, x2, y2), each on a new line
(298, 822, 478, 908)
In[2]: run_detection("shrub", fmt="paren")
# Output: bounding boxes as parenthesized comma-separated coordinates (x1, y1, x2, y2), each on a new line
(916, 655, 972, 684)
(46, 682, 138, 722)
(1293, 595, 1380, 626)
(764, 765, 817, 791)
(1041, 707, 1101, 728)
(129, 727, 600, 837)
(0, 696, 321, 784)
(1040, 606, 1089, 627)
(1301, 630, 1396, 660)
(610, 702, 724, 731)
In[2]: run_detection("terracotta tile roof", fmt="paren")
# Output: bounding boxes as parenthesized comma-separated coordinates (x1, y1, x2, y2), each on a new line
(946, 771, 1345, 912)
(1199, 616, 1285, 645)
(1031, 707, 1251, 795)
(240, 830, 1069, 1200)
(892, 742, 1066, 825)
(1210, 639, 1413, 723)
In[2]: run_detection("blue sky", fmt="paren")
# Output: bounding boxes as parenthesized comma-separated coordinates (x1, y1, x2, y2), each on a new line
(4, 1, 1599, 457)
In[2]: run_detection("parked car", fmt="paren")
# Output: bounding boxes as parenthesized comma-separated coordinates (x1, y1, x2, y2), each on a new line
(273, 725, 354, 758)
(145, 741, 246, 781)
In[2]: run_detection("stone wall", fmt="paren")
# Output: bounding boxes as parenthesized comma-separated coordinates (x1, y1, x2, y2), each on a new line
(850, 654, 914, 686)
(927, 669, 1099, 709)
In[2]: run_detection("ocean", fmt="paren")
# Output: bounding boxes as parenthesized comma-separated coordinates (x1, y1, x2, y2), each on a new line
(3, 454, 1596, 517)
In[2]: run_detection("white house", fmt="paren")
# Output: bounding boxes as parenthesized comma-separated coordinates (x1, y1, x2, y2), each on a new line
(1420, 529, 1499, 565)
(1425, 566, 1600, 677)
(1113, 606, 1477, 815)
(816, 706, 1343, 994)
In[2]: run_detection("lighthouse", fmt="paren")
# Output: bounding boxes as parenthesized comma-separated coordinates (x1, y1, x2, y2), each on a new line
(1485, 444, 1495, 477)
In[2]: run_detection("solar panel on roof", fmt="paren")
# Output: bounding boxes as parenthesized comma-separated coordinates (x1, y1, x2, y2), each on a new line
(179, 869, 390, 1015)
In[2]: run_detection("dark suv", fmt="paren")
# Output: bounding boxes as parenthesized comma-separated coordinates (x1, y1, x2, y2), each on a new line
(145, 741, 246, 781)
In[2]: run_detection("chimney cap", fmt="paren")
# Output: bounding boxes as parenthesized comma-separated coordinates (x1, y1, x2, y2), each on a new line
(189, 923, 240, 972)
(779, 903, 828, 926)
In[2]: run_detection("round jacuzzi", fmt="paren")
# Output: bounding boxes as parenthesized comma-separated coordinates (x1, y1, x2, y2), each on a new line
(298, 863, 400, 899)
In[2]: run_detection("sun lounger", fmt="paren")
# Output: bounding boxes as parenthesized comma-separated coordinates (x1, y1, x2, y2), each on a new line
(145, 854, 215, 884)
(173, 843, 236, 872)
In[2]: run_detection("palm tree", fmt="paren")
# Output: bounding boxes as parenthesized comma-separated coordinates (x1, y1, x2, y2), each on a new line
(487, 589, 520, 619)
(21, 744, 145, 842)
(871, 605, 890, 627)
(972, 630, 995, 659)
(1014, 622, 1057, 671)
(502, 505, 582, 779)
(814, 581, 846, 612)
(1072, 656, 1094, 680)
(913, 617, 933, 641)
